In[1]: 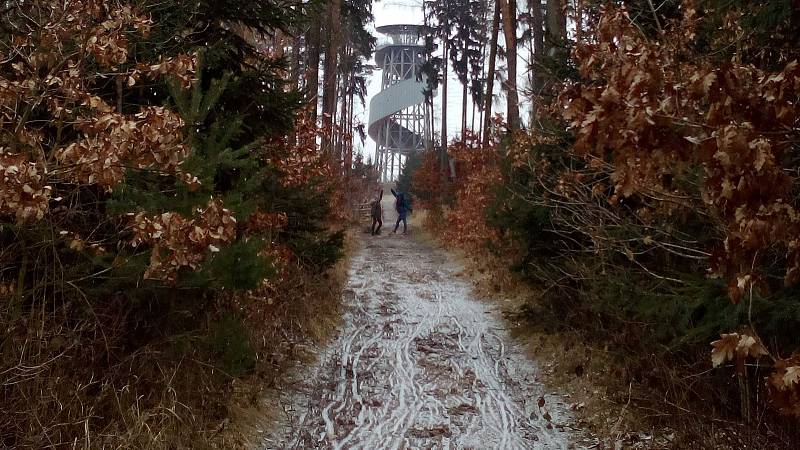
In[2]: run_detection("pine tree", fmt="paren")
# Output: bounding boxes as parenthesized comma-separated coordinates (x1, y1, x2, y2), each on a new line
(497, 0, 520, 129)
(447, 0, 486, 137)
(482, 0, 501, 146)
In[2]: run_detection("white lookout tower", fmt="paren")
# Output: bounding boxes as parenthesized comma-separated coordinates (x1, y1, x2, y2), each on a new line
(368, 24, 432, 182)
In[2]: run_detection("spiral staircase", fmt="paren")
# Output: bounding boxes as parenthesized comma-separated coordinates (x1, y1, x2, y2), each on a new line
(368, 24, 431, 182)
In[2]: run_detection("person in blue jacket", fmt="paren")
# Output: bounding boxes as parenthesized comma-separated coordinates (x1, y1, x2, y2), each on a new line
(390, 188, 412, 234)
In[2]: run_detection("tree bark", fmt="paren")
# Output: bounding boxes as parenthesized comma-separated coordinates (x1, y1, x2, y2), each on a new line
(346, 82, 354, 174)
(545, 0, 566, 57)
(496, 0, 520, 130)
(338, 62, 350, 166)
(334, 45, 353, 167)
(290, 33, 302, 91)
(305, 11, 321, 124)
(461, 38, 469, 138)
(497, 0, 520, 131)
(575, 0, 584, 43)
(529, 0, 545, 123)
(482, 0, 500, 145)
(322, 0, 342, 157)
(532, 0, 545, 62)
(440, 19, 449, 175)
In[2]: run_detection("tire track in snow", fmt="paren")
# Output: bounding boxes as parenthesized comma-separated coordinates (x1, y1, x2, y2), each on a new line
(263, 216, 574, 449)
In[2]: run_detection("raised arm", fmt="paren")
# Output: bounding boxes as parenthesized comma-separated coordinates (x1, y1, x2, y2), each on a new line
(390, 188, 398, 198)
(378, 189, 383, 201)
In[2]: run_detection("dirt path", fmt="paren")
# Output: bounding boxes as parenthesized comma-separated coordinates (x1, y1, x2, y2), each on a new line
(262, 203, 574, 449)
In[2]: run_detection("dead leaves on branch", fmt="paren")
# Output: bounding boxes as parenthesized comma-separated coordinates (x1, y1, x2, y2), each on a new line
(131, 199, 237, 281)
(442, 131, 504, 249)
(0, 153, 51, 222)
(560, 4, 800, 303)
(1, 0, 197, 225)
(710, 330, 769, 371)
(769, 356, 800, 417)
(0, 0, 264, 287)
(560, 2, 800, 417)
(266, 109, 336, 189)
(55, 106, 190, 188)
(708, 329, 800, 417)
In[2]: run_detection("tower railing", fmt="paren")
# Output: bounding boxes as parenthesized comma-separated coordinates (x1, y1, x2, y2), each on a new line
(368, 24, 431, 182)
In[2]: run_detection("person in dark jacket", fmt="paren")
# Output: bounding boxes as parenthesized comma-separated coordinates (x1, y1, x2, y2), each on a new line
(370, 189, 383, 235)
(390, 188, 412, 234)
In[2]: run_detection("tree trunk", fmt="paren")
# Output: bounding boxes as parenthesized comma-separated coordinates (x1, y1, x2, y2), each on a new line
(322, 0, 342, 157)
(575, 0, 584, 43)
(471, 95, 477, 135)
(440, 21, 449, 175)
(545, 0, 566, 57)
(290, 34, 302, 91)
(475, 0, 489, 143)
(346, 84, 354, 174)
(482, 0, 500, 146)
(461, 39, 469, 139)
(532, 0, 545, 59)
(529, 0, 545, 123)
(496, 0, 520, 130)
(338, 66, 350, 167)
(305, 12, 321, 124)
(427, 96, 435, 151)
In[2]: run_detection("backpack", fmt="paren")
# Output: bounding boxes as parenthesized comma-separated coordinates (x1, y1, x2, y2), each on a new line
(370, 200, 381, 217)
(395, 193, 411, 213)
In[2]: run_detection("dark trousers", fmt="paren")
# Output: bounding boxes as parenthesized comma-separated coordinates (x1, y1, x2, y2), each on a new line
(371, 217, 382, 235)
(393, 216, 407, 233)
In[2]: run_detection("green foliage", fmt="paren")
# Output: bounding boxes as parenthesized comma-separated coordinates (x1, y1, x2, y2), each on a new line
(208, 315, 257, 378)
(0, 0, 353, 446)
(290, 228, 346, 271)
(489, 120, 800, 409)
(694, 0, 795, 68)
(397, 151, 423, 194)
(265, 179, 345, 270)
(184, 239, 274, 290)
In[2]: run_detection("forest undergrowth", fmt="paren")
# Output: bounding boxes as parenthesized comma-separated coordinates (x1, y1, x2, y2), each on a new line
(0, 1, 378, 448)
(409, 1, 800, 448)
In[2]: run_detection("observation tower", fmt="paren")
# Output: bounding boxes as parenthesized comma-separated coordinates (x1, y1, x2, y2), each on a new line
(368, 24, 432, 182)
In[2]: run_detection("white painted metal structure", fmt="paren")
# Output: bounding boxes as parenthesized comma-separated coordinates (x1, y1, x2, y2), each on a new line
(368, 24, 431, 182)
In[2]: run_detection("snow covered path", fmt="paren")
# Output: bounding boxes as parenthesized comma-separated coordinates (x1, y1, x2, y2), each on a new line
(262, 209, 573, 449)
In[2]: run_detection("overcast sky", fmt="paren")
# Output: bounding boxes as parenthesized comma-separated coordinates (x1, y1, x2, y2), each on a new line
(353, 0, 529, 164)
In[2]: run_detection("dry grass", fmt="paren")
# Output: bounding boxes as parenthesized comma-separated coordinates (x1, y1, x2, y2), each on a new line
(0, 229, 358, 450)
(212, 229, 358, 449)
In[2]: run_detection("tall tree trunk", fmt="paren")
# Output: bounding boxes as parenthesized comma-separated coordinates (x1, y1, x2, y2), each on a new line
(305, 12, 321, 124)
(427, 96, 435, 151)
(471, 97, 477, 135)
(529, 0, 545, 123)
(461, 81, 468, 138)
(545, 0, 566, 57)
(461, 40, 469, 138)
(274, 31, 286, 59)
(531, 0, 544, 71)
(322, 0, 342, 157)
(338, 67, 349, 166)
(575, 0, 584, 43)
(346, 85, 354, 174)
(440, 21, 449, 175)
(482, 0, 500, 146)
(290, 34, 301, 91)
(475, 0, 489, 143)
(497, 0, 520, 130)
